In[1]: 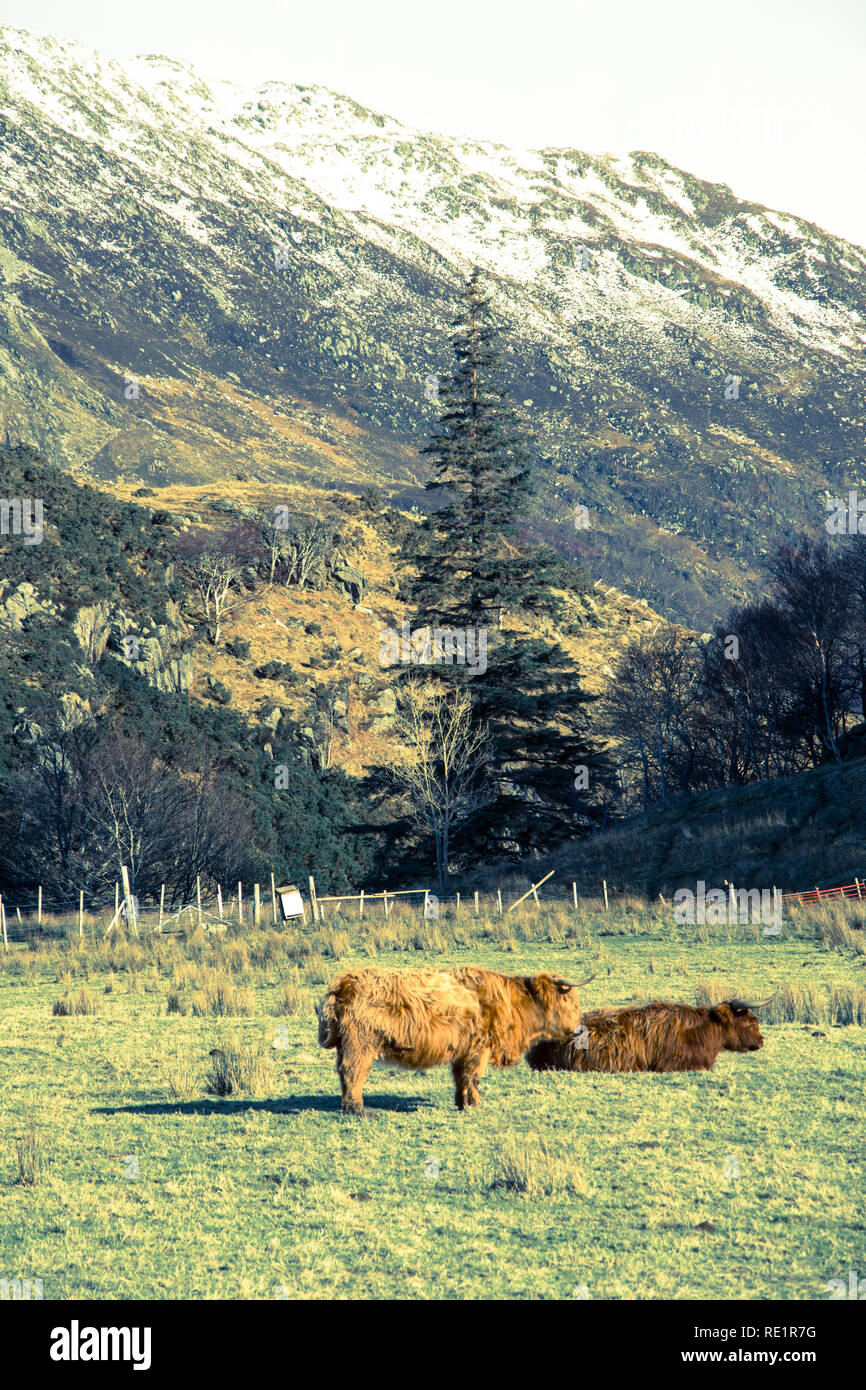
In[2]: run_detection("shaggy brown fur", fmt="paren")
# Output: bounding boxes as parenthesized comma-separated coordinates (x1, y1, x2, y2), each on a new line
(525, 999, 764, 1073)
(317, 965, 584, 1114)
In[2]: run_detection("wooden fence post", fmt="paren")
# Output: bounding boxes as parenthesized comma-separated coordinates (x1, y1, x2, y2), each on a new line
(159, 884, 165, 932)
(572, 881, 578, 910)
(602, 880, 609, 911)
(383, 891, 389, 919)
(79, 891, 84, 940)
(474, 890, 479, 917)
(456, 892, 461, 917)
(856, 879, 863, 901)
(254, 883, 261, 927)
(508, 871, 556, 914)
(423, 889, 429, 917)
(359, 889, 364, 919)
(270, 873, 278, 925)
(103, 901, 125, 940)
(308, 875, 319, 924)
(1, 896, 7, 953)
(115, 882, 119, 920)
(196, 875, 202, 924)
(237, 881, 243, 925)
(216, 885, 223, 921)
(121, 865, 137, 935)
(38, 885, 42, 926)
(497, 888, 503, 916)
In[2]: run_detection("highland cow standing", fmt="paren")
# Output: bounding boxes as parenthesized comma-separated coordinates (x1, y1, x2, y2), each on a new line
(317, 965, 588, 1115)
(526, 999, 766, 1073)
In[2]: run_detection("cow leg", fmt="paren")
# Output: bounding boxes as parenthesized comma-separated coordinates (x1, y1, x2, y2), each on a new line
(451, 1061, 470, 1110)
(464, 1049, 489, 1108)
(339, 1035, 374, 1117)
(453, 1050, 488, 1110)
(335, 1041, 346, 1103)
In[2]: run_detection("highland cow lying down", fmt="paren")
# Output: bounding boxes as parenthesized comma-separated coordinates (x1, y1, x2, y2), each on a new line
(526, 999, 766, 1073)
(317, 965, 590, 1115)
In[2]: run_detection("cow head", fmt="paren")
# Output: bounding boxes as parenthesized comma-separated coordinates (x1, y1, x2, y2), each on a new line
(709, 1000, 764, 1052)
(526, 973, 584, 1039)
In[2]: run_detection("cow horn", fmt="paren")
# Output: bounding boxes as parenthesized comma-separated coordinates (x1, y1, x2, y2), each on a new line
(742, 985, 783, 1010)
(575, 972, 597, 988)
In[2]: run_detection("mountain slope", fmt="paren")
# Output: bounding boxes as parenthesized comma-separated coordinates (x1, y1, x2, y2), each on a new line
(529, 752, 866, 901)
(2, 24, 866, 625)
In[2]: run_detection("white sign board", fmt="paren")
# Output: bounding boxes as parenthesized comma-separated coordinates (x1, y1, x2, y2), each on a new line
(277, 885, 305, 921)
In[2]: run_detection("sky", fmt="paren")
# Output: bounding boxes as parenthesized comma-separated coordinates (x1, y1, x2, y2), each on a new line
(1, 0, 865, 247)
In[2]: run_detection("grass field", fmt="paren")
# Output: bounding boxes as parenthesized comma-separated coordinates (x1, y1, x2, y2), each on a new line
(2, 900, 864, 1301)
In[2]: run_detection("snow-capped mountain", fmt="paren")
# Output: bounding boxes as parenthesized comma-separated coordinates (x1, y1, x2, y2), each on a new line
(1, 23, 865, 624)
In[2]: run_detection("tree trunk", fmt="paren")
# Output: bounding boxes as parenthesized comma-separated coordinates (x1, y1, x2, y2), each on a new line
(434, 829, 446, 896)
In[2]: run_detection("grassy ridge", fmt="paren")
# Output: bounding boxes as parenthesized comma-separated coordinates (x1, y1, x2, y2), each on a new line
(1, 902, 864, 1300)
(524, 755, 866, 899)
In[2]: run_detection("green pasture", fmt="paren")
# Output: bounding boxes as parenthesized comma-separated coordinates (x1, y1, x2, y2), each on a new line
(1, 900, 864, 1300)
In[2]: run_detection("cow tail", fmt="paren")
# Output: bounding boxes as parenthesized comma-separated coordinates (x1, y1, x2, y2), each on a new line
(316, 991, 339, 1048)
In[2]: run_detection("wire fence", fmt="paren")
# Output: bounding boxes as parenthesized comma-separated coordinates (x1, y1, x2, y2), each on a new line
(3, 868, 862, 947)
(781, 878, 866, 906)
(0, 868, 604, 945)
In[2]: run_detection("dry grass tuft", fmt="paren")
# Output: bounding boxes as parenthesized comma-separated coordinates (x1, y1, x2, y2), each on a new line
(818, 912, 866, 955)
(189, 976, 254, 1017)
(164, 1050, 199, 1101)
(488, 1135, 587, 1197)
(204, 1041, 272, 1097)
(14, 1118, 44, 1186)
(275, 980, 307, 1016)
(52, 988, 97, 1017)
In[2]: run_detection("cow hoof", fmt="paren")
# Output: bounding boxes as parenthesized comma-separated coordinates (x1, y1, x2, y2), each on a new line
(341, 1104, 365, 1118)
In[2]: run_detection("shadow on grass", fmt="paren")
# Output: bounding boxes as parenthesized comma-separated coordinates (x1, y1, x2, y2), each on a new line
(92, 1093, 434, 1118)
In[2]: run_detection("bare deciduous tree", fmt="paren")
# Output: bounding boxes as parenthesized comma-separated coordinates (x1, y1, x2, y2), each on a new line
(287, 514, 338, 590)
(600, 632, 702, 809)
(766, 537, 851, 763)
(260, 507, 285, 584)
(176, 529, 246, 645)
(6, 722, 254, 909)
(391, 681, 492, 892)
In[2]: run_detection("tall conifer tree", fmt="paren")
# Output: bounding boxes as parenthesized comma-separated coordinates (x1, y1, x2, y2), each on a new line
(405, 269, 606, 858)
(411, 267, 531, 630)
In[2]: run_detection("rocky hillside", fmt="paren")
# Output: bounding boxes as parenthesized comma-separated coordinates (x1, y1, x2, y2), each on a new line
(98, 476, 680, 779)
(2, 25, 865, 626)
(0, 448, 681, 790)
